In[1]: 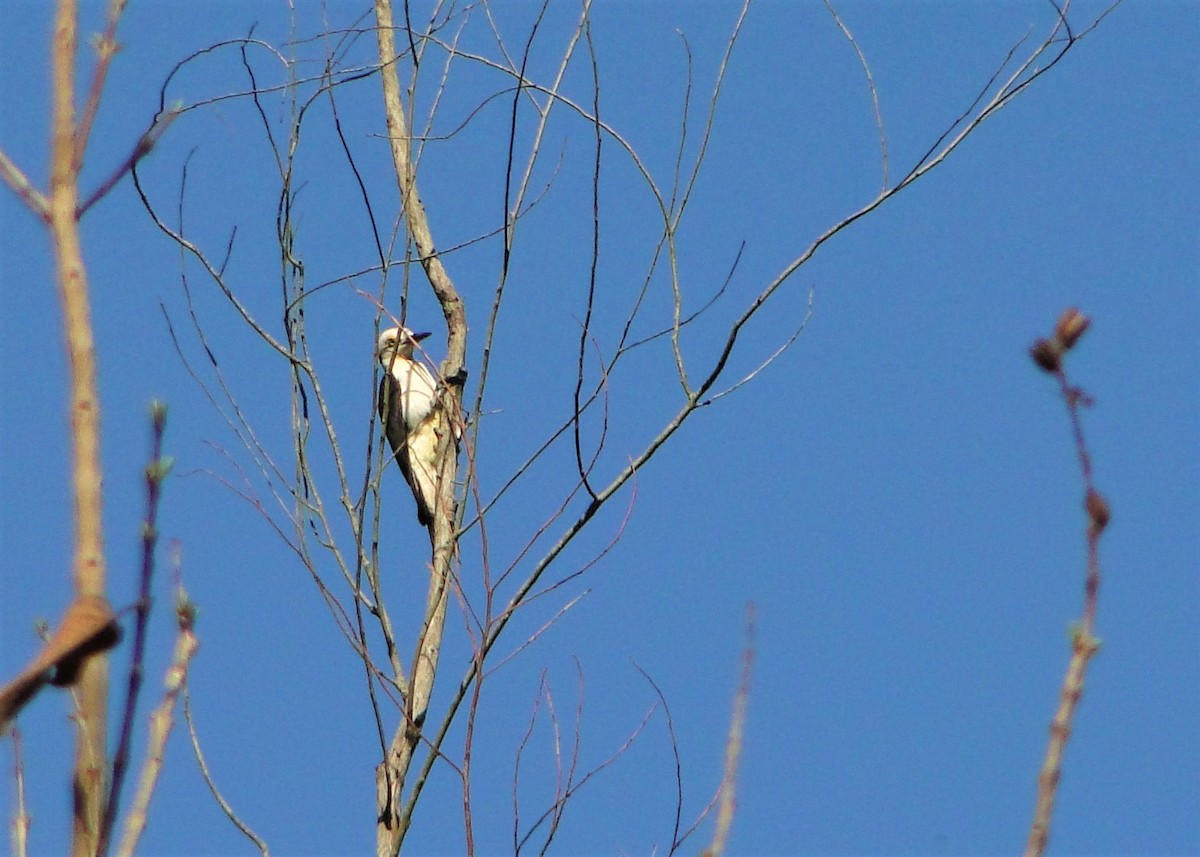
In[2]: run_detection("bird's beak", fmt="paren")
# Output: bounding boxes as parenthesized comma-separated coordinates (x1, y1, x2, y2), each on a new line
(413, 331, 432, 342)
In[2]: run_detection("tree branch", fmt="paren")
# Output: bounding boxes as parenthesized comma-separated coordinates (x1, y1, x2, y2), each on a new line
(47, 2, 110, 853)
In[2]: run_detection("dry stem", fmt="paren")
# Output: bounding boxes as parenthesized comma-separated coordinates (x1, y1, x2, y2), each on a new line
(47, 2, 110, 854)
(1023, 310, 1108, 857)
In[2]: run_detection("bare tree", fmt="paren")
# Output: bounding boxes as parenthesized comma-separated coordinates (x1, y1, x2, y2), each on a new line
(1, 0, 1123, 855)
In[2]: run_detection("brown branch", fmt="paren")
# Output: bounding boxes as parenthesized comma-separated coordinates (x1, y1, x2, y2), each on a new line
(78, 107, 178, 217)
(99, 403, 171, 857)
(1024, 308, 1109, 857)
(46, 2, 111, 854)
(1026, 628, 1100, 857)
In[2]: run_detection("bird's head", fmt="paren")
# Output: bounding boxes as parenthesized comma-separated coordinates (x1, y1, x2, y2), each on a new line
(377, 326, 431, 366)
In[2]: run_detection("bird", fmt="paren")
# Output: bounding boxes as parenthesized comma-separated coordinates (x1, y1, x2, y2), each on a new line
(377, 326, 446, 528)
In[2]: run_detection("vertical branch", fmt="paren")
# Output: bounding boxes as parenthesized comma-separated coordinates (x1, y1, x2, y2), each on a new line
(701, 604, 755, 857)
(114, 597, 200, 857)
(1024, 309, 1110, 857)
(10, 728, 30, 857)
(99, 403, 170, 857)
(372, 2, 467, 854)
(49, 2, 110, 855)
(372, 0, 466, 356)
(573, 10, 601, 501)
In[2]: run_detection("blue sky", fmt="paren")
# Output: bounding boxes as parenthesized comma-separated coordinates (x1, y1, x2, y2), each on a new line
(2, 2, 1197, 855)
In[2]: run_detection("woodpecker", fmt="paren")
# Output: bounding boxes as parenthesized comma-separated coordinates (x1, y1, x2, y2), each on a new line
(377, 326, 444, 527)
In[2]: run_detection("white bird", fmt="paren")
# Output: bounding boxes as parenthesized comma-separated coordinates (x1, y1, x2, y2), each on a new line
(377, 326, 444, 527)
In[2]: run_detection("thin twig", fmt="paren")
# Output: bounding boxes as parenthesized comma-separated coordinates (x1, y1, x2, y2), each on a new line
(573, 9, 602, 502)
(823, 1, 889, 190)
(78, 108, 178, 217)
(631, 665, 686, 856)
(1024, 308, 1109, 857)
(115, 595, 200, 857)
(470, 0, 588, 469)
(183, 684, 270, 856)
(516, 698, 658, 852)
(75, 0, 129, 160)
(99, 403, 171, 857)
(701, 287, 816, 406)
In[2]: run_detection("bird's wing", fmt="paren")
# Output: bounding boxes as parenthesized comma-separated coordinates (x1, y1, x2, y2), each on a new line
(379, 374, 408, 457)
(379, 373, 435, 527)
